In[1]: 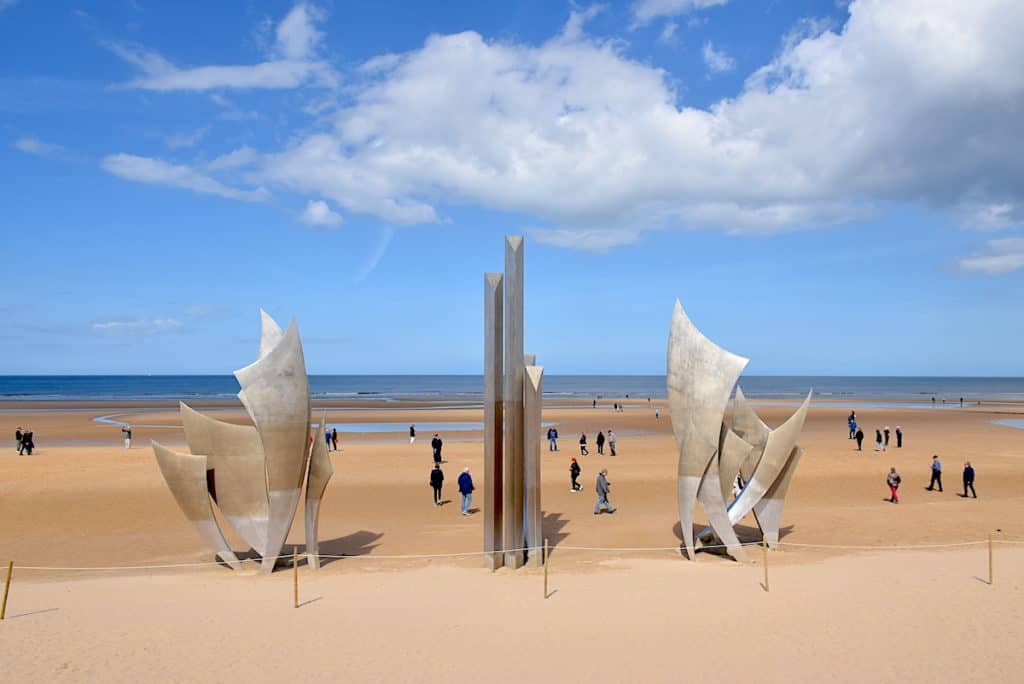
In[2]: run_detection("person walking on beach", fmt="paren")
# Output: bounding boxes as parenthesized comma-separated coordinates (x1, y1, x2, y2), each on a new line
(15, 427, 24, 454)
(848, 416, 856, 439)
(654, 408, 660, 420)
(547, 426, 559, 451)
(430, 463, 444, 506)
(931, 396, 936, 407)
(962, 462, 976, 498)
(596, 431, 606, 456)
(431, 433, 443, 464)
(592, 399, 597, 409)
(608, 429, 617, 457)
(874, 429, 883, 452)
(927, 455, 943, 492)
(594, 469, 616, 514)
(895, 426, 903, 448)
(122, 424, 132, 449)
(457, 467, 474, 515)
(21, 429, 34, 455)
(960, 397, 964, 408)
(331, 428, 338, 452)
(883, 426, 891, 449)
(570, 457, 582, 491)
(324, 428, 332, 450)
(887, 467, 902, 503)
(855, 427, 864, 451)
(409, 424, 416, 444)
(579, 433, 589, 456)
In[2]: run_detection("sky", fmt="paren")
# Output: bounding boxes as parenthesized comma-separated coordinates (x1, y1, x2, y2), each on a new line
(2, 0, 1023, 376)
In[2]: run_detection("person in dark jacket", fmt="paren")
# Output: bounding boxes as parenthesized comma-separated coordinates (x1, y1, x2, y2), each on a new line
(15, 427, 23, 454)
(596, 431, 606, 455)
(331, 428, 338, 451)
(457, 467, 475, 514)
(962, 461, 976, 498)
(570, 457, 582, 491)
(409, 424, 416, 444)
(895, 425, 903, 448)
(594, 469, 616, 514)
(579, 433, 589, 456)
(883, 426, 891, 448)
(547, 426, 559, 451)
(855, 428, 864, 451)
(874, 429, 883, 452)
(430, 464, 444, 506)
(431, 434, 443, 464)
(21, 430, 34, 455)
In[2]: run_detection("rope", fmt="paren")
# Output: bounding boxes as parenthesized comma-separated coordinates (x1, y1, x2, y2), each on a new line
(6, 538, 1020, 572)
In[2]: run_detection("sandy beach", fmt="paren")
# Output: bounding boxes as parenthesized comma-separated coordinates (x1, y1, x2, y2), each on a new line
(2, 397, 1023, 681)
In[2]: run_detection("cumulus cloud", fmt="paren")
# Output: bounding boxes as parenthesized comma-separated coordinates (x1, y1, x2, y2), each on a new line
(101, 154, 268, 201)
(702, 41, 734, 73)
(14, 137, 63, 156)
(632, 0, 728, 25)
(91, 318, 184, 335)
(658, 21, 678, 45)
(207, 146, 259, 171)
(299, 199, 343, 226)
(106, 4, 335, 91)
(958, 238, 1024, 275)
(165, 126, 209, 150)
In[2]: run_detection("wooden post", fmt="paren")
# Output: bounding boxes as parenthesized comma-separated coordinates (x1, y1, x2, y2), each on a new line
(987, 532, 995, 589)
(293, 547, 299, 609)
(762, 537, 769, 592)
(0, 560, 12, 620)
(543, 538, 549, 599)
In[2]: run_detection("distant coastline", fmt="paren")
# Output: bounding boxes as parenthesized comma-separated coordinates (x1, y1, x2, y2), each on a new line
(2, 375, 1024, 402)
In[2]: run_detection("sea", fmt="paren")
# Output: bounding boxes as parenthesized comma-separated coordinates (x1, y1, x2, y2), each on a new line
(2, 375, 1024, 402)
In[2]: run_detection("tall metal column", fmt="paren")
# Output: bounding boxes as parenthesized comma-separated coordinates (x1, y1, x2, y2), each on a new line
(502, 236, 525, 569)
(524, 364, 544, 567)
(483, 273, 504, 570)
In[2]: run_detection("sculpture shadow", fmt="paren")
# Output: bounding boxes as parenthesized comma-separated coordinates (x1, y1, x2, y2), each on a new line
(542, 511, 570, 549)
(670, 521, 794, 557)
(315, 529, 384, 567)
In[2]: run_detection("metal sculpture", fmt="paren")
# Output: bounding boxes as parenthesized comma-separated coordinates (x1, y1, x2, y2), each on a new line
(667, 300, 811, 560)
(153, 311, 333, 573)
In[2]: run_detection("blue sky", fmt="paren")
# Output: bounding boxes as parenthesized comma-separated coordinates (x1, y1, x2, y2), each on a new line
(2, 0, 1023, 375)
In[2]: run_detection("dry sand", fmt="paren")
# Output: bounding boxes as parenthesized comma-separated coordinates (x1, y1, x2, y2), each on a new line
(2, 398, 1023, 681)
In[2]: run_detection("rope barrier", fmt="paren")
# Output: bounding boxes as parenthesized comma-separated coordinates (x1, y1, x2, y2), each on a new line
(6, 537, 1019, 572)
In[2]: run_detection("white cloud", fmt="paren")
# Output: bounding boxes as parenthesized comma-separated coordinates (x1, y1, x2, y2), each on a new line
(702, 41, 734, 73)
(963, 202, 1023, 231)
(958, 238, 1024, 275)
(165, 126, 209, 149)
(91, 318, 184, 335)
(106, 4, 335, 91)
(528, 227, 642, 251)
(632, 0, 728, 25)
(299, 199, 343, 226)
(101, 154, 268, 201)
(14, 137, 63, 156)
(658, 21, 679, 45)
(207, 146, 259, 171)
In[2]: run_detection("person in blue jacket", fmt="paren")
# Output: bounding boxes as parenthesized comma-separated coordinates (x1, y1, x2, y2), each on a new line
(457, 467, 475, 515)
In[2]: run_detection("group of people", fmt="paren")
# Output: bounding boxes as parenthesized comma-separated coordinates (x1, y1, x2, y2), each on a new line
(14, 426, 35, 455)
(323, 427, 340, 451)
(568, 457, 616, 513)
(578, 430, 616, 456)
(884, 455, 977, 503)
(428, 463, 475, 515)
(848, 412, 903, 451)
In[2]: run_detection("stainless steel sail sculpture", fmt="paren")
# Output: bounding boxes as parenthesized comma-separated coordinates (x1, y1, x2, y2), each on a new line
(153, 311, 333, 573)
(667, 300, 811, 560)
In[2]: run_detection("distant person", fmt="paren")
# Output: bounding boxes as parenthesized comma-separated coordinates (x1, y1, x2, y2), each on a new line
(962, 461, 976, 498)
(895, 425, 903, 448)
(596, 431, 606, 456)
(122, 425, 132, 449)
(324, 429, 331, 450)
(430, 463, 444, 506)
(848, 416, 856, 439)
(855, 428, 864, 451)
(959, 397, 964, 408)
(886, 467, 902, 503)
(570, 457, 582, 491)
(579, 433, 589, 456)
(547, 426, 559, 451)
(874, 429, 883, 452)
(431, 433, 443, 464)
(931, 396, 936, 407)
(409, 424, 416, 444)
(15, 426, 23, 454)
(331, 428, 338, 452)
(21, 429, 34, 456)
(655, 409, 660, 420)
(849, 410, 856, 423)
(648, 397, 651, 405)
(613, 402, 618, 412)
(457, 467, 475, 515)
(594, 469, 616, 514)
(927, 455, 943, 492)
(608, 429, 617, 457)
(592, 399, 597, 409)
(883, 426, 891, 449)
